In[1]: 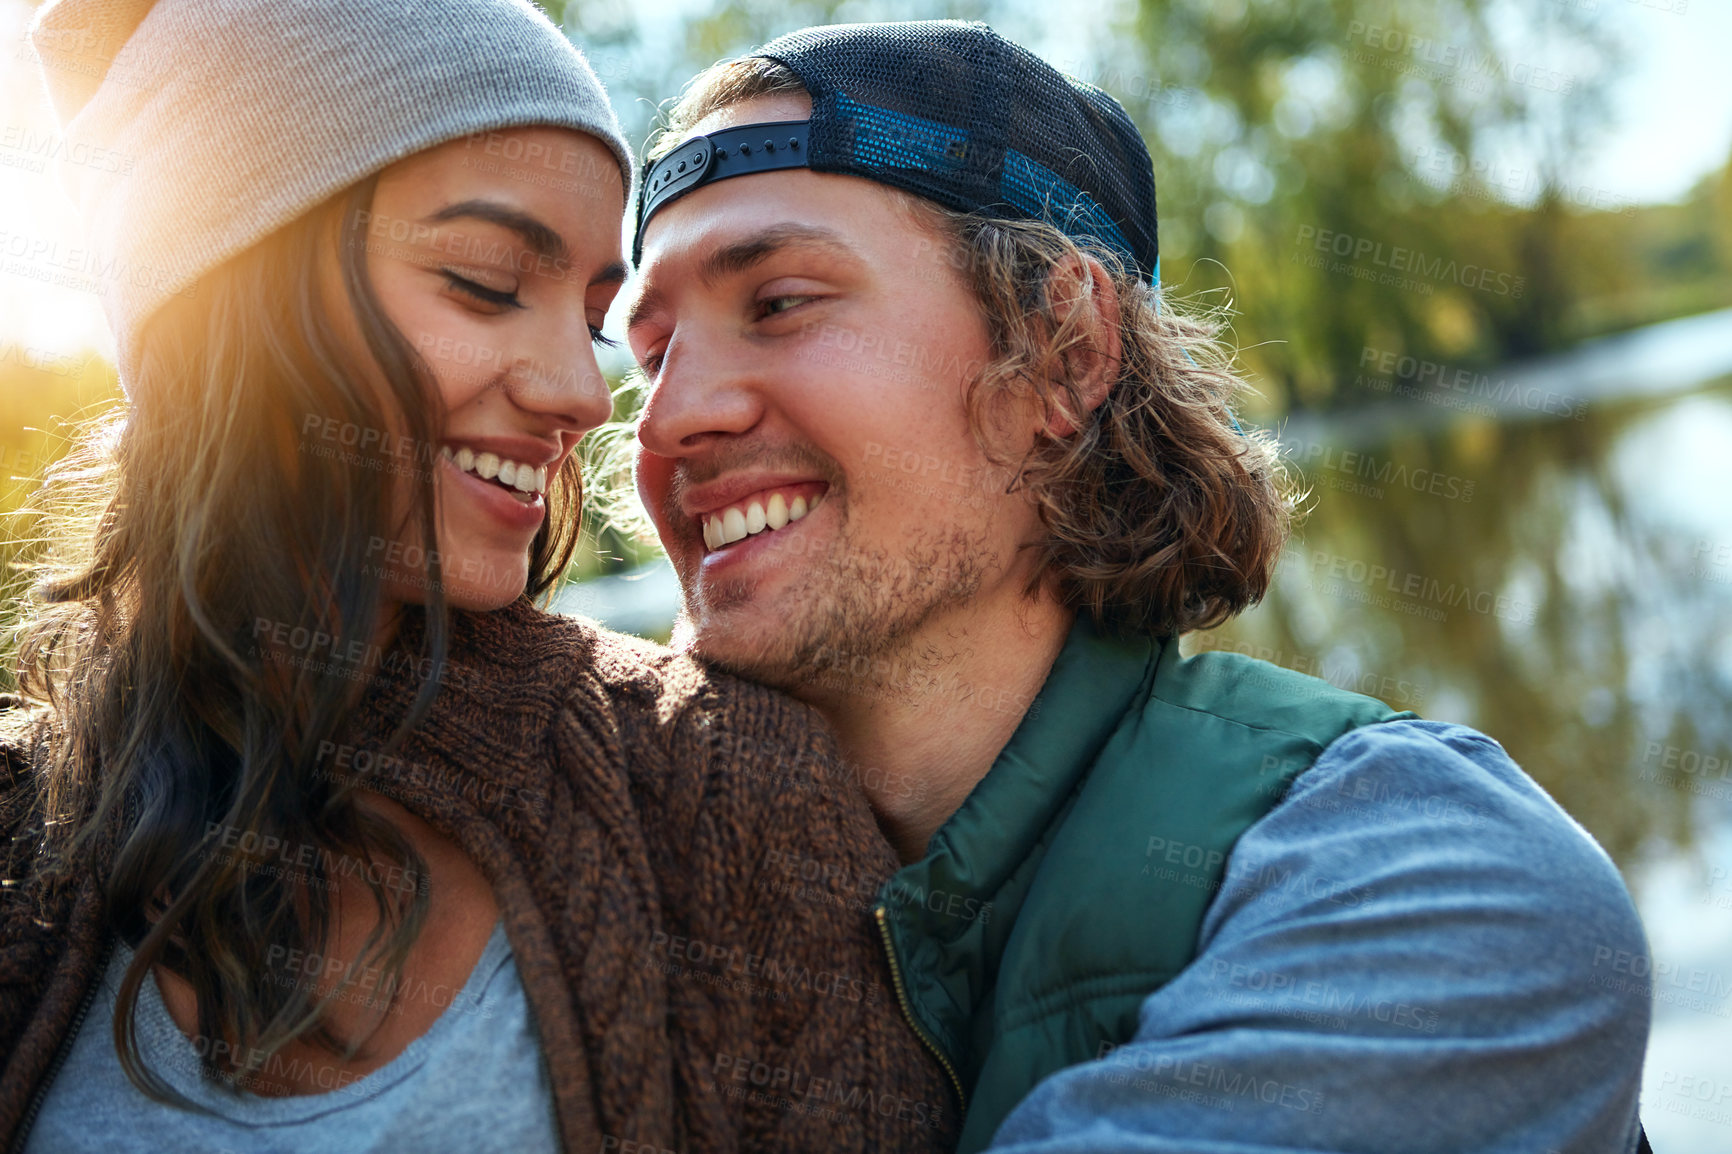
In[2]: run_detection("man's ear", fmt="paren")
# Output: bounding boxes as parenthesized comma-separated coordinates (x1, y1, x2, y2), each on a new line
(1040, 252, 1122, 439)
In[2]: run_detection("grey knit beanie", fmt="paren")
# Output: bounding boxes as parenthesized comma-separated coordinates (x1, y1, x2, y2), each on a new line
(27, 0, 634, 389)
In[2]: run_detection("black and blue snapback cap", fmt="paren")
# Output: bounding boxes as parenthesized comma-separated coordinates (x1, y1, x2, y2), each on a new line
(633, 20, 1161, 286)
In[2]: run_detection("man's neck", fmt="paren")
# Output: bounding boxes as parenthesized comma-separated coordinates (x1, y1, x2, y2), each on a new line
(809, 595, 1075, 864)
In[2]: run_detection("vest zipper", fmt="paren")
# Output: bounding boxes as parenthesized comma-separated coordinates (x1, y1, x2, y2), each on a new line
(873, 903, 967, 1111)
(9, 933, 113, 1154)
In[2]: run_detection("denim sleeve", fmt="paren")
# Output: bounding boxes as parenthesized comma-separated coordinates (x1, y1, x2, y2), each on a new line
(987, 719, 1652, 1154)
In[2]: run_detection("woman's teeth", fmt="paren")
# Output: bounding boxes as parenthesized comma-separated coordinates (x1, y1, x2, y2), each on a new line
(442, 445, 548, 499)
(702, 490, 821, 551)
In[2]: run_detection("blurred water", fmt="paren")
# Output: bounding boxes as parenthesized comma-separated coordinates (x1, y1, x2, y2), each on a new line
(1230, 310, 1732, 1153)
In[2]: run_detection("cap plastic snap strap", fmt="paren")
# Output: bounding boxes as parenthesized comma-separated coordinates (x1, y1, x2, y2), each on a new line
(634, 120, 813, 261)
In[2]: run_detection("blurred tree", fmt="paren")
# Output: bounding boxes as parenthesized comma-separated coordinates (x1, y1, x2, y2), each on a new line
(0, 350, 122, 691)
(1118, 0, 1627, 410)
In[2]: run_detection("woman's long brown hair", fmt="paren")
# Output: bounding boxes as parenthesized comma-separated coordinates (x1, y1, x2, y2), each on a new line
(10, 174, 584, 1099)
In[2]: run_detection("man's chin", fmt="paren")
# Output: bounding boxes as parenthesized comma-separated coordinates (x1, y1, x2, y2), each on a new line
(668, 523, 988, 698)
(672, 615, 784, 682)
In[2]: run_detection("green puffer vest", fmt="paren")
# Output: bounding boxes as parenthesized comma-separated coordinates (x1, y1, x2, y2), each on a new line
(872, 616, 1414, 1152)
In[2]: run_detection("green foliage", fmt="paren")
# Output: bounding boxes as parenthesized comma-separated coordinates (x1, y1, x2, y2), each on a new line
(1112, 0, 1628, 408)
(568, 368, 660, 580)
(0, 349, 124, 690)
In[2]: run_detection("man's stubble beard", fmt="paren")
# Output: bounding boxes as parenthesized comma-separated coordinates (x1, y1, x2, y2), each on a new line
(673, 504, 994, 702)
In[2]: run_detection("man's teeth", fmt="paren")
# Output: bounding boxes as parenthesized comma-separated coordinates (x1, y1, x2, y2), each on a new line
(441, 445, 548, 495)
(702, 491, 820, 550)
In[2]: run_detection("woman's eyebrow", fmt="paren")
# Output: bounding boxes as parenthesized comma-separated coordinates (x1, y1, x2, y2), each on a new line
(426, 199, 567, 261)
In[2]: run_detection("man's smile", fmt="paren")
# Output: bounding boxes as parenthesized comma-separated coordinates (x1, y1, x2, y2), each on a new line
(695, 482, 829, 552)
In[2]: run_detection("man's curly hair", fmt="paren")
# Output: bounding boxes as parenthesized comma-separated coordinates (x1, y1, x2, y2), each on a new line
(633, 56, 1296, 638)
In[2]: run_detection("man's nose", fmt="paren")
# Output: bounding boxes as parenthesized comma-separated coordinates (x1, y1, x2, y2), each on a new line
(634, 327, 766, 458)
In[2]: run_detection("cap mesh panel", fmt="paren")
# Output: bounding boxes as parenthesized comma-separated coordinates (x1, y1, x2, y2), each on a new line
(758, 19, 1158, 279)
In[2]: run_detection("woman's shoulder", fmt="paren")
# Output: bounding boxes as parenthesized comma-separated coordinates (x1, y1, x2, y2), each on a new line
(417, 599, 819, 751)
(488, 599, 827, 747)
(510, 605, 848, 795)
(596, 631, 838, 777)
(422, 600, 849, 815)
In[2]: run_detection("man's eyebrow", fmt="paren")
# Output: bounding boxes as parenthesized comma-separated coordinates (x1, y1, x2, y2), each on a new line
(427, 199, 567, 261)
(626, 223, 859, 331)
(696, 223, 857, 286)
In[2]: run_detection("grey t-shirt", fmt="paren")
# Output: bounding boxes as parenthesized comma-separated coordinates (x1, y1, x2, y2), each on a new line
(24, 920, 560, 1154)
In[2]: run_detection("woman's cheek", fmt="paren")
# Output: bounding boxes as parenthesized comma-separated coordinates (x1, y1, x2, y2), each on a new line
(371, 270, 499, 412)
(404, 312, 499, 411)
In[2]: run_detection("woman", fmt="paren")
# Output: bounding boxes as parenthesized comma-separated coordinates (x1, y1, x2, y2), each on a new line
(0, 1, 957, 1151)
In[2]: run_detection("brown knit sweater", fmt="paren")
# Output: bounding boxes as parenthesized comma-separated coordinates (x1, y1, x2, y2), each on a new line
(0, 598, 958, 1153)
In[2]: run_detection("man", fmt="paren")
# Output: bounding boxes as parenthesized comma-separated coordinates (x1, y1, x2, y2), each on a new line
(621, 20, 1651, 1153)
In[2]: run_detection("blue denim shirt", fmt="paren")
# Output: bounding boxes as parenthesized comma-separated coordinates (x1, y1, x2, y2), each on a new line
(988, 719, 1651, 1153)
